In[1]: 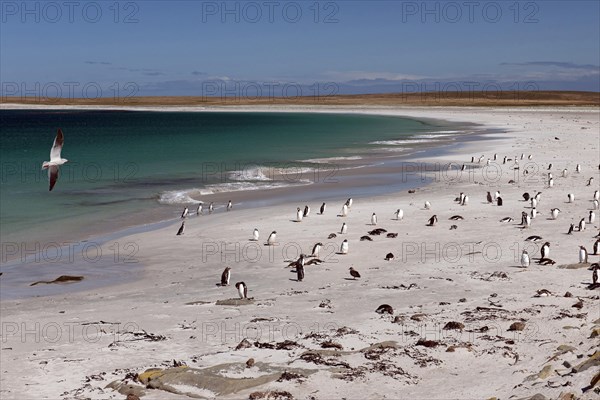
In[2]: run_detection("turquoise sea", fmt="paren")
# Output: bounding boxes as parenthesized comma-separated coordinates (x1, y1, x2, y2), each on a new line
(0, 110, 468, 261)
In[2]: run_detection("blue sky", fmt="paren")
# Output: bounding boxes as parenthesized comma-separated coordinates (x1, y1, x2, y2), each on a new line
(1, 1, 599, 97)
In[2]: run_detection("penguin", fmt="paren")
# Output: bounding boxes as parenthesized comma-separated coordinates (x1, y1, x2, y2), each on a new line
(499, 217, 514, 222)
(310, 242, 323, 258)
(531, 198, 537, 208)
(548, 178, 554, 188)
(424, 201, 431, 210)
(252, 228, 259, 242)
(176, 221, 185, 236)
(547, 163, 552, 170)
(594, 200, 600, 210)
(455, 192, 464, 202)
(461, 195, 469, 206)
(594, 190, 599, 201)
(521, 250, 530, 268)
(503, 156, 507, 164)
(486, 159, 490, 166)
(524, 213, 531, 228)
(394, 209, 404, 221)
(522, 192, 530, 201)
(209, 202, 214, 214)
(349, 267, 361, 280)
(427, 215, 438, 226)
(531, 207, 537, 219)
(471, 156, 475, 163)
(303, 205, 310, 217)
(562, 168, 568, 177)
(540, 242, 550, 259)
(449, 215, 464, 220)
(296, 255, 305, 282)
(576, 164, 581, 173)
(535, 191, 542, 203)
(340, 239, 349, 255)
(221, 267, 231, 286)
(345, 198, 353, 208)
(593, 266, 598, 285)
(196, 203, 203, 215)
(385, 252, 394, 261)
(371, 213, 377, 226)
(341, 204, 349, 217)
(567, 223, 574, 235)
(235, 282, 248, 299)
(487, 192, 493, 203)
(181, 207, 189, 218)
(296, 207, 303, 222)
(340, 222, 347, 234)
(567, 193, 574, 203)
(520, 153, 524, 160)
(227, 200, 233, 211)
(521, 211, 528, 226)
(579, 246, 588, 263)
(592, 239, 599, 255)
(589, 210, 596, 224)
(551, 208, 561, 219)
(461, 164, 466, 171)
(528, 154, 533, 160)
(578, 218, 586, 232)
(320, 202, 326, 215)
(548, 172, 553, 180)
(266, 231, 277, 245)
(587, 177, 594, 186)
(497, 196, 503, 206)
(525, 235, 542, 242)
(493, 153, 497, 161)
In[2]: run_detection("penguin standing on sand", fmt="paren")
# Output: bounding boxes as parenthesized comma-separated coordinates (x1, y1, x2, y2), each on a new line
(541, 242, 550, 259)
(576, 164, 581, 173)
(227, 200, 233, 211)
(341, 204, 349, 217)
(579, 246, 588, 263)
(461, 195, 469, 206)
(521, 250, 530, 268)
(568, 193, 575, 203)
(296, 255, 305, 282)
(252, 228, 259, 241)
(424, 201, 431, 210)
(592, 239, 599, 255)
(181, 207, 189, 218)
(340, 239, 349, 254)
(345, 198, 353, 208)
(303, 205, 310, 217)
(296, 207, 303, 222)
(587, 177, 594, 186)
(266, 231, 277, 245)
(371, 213, 377, 225)
(427, 215, 438, 226)
(209, 202, 214, 214)
(579, 218, 586, 232)
(320, 202, 326, 215)
(235, 282, 248, 299)
(567, 223, 575, 235)
(594, 190, 599, 201)
(593, 265, 598, 285)
(311, 242, 323, 257)
(196, 203, 203, 215)
(340, 222, 347, 234)
(487, 192, 493, 203)
(221, 267, 231, 286)
(394, 209, 404, 220)
(176, 221, 185, 235)
(551, 208, 561, 219)
(589, 210, 596, 224)
(497, 196, 503, 206)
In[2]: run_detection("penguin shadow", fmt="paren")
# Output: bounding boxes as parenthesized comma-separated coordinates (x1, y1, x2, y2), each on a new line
(249, 239, 258, 242)
(215, 283, 229, 287)
(263, 243, 277, 246)
(343, 277, 359, 281)
(336, 252, 347, 255)
(290, 220, 302, 223)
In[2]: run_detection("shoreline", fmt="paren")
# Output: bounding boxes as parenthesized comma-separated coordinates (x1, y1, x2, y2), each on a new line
(1, 105, 599, 399)
(0, 108, 484, 272)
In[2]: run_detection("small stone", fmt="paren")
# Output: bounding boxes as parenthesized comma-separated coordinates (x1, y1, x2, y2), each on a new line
(563, 361, 572, 368)
(126, 395, 141, 400)
(443, 321, 464, 330)
(246, 358, 255, 368)
(508, 322, 526, 331)
(459, 298, 466, 303)
(564, 292, 573, 297)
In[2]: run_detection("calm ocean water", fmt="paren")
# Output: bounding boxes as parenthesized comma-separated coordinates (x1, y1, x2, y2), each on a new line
(0, 110, 460, 252)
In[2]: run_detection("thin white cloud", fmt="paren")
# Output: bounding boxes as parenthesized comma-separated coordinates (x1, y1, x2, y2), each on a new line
(323, 70, 426, 82)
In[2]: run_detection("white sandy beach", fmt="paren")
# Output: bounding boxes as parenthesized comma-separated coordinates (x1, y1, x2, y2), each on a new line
(1, 106, 599, 400)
